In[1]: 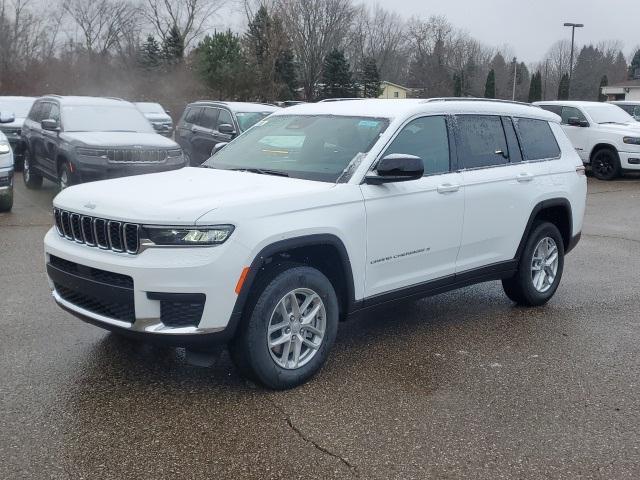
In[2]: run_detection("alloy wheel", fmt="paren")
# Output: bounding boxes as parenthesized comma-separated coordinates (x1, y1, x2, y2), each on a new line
(267, 288, 326, 370)
(23, 154, 30, 183)
(531, 237, 559, 293)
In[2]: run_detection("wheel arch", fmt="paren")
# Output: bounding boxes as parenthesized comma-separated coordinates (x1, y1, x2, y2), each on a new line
(515, 199, 573, 261)
(589, 142, 619, 161)
(227, 234, 357, 338)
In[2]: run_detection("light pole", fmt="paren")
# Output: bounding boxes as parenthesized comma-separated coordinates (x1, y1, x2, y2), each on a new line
(512, 57, 518, 101)
(564, 22, 584, 98)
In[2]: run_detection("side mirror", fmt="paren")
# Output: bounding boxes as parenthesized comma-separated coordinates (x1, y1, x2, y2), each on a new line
(365, 154, 424, 185)
(218, 123, 236, 136)
(0, 111, 15, 124)
(165, 109, 171, 115)
(567, 117, 588, 127)
(41, 119, 60, 131)
(211, 142, 229, 156)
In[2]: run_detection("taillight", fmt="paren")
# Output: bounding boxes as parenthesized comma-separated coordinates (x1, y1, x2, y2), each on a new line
(576, 165, 586, 176)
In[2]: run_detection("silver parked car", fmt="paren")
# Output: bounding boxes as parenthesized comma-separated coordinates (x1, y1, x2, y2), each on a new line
(135, 102, 174, 137)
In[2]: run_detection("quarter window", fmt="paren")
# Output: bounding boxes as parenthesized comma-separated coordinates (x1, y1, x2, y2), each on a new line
(383, 115, 450, 176)
(455, 115, 508, 169)
(514, 118, 560, 161)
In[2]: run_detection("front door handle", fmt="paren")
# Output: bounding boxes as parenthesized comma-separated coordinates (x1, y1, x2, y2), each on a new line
(516, 172, 534, 183)
(437, 183, 461, 194)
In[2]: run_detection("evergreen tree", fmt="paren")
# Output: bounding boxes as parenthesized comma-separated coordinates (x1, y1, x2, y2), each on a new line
(322, 49, 353, 99)
(528, 71, 542, 103)
(598, 75, 608, 102)
(484, 69, 496, 98)
(139, 35, 161, 69)
(360, 56, 381, 98)
(163, 25, 185, 64)
(196, 30, 247, 99)
(453, 72, 462, 97)
(629, 49, 640, 79)
(275, 48, 298, 99)
(557, 73, 570, 100)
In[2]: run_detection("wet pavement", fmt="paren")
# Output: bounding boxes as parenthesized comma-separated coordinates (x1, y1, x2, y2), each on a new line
(1, 174, 639, 479)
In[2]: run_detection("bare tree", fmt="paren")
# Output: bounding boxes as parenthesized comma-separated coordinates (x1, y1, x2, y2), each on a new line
(62, 0, 140, 56)
(276, 0, 354, 100)
(144, 0, 224, 49)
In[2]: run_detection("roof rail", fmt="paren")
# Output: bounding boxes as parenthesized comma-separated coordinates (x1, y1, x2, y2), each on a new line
(104, 96, 125, 101)
(43, 94, 63, 98)
(318, 98, 366, 103)
(423, 97, 533, 107)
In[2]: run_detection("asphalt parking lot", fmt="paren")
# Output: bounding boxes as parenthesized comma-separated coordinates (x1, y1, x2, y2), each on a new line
(1, 173, 639, 479)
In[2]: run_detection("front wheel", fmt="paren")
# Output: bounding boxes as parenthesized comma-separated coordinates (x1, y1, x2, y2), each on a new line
(22, 150, 43, 189)
(591, 148, 620, 181)
(58, 162, 74, 190)
(229, 265, 339, 390)
(502, 222, 565, 307)
(0, 188, 13, 212)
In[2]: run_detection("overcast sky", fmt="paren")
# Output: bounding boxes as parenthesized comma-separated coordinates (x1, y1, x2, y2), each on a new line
(221, 0, 640, 64)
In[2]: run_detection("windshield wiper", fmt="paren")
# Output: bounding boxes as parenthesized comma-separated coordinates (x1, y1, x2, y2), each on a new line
(229, 167, 289, 177)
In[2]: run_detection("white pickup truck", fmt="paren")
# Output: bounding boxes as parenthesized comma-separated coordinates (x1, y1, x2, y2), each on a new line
(535, 101, 640, 180)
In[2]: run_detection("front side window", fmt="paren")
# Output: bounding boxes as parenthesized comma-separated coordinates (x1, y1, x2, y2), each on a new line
(560, 106, 588, 125)
(455, 115, 508, 169)
(539, 104, 562, 116)
(28, 102, 43, 121)
(39, 103, 52, 121)
(203, 115, 389, 183)
(62, 105, 154, 133)
(217, 109, 233, 128)
(383, 115, 450, 176)
(514, 118, 561, 161)
(49, 104, 60, 123)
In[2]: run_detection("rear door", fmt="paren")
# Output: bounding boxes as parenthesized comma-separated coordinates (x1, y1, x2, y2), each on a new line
(191, 107, 219, 165)
(454, 114, 549, 273)
(176, 106, 203, 165)
(362, 115, 465, 297)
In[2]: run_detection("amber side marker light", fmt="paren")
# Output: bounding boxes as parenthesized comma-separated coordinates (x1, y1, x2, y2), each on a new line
(235, 267, 250, 295)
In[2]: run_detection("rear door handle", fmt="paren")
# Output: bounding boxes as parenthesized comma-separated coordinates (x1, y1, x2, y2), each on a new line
(437, 183, 461, 194)
(516, 172, 534, 183)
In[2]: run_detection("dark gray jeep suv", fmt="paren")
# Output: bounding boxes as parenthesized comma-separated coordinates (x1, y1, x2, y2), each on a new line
(21, 96, 186, 190)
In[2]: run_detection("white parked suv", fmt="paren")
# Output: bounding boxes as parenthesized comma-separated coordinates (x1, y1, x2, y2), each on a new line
(44, 99, 587, 389)
(535, 101, 640, 180)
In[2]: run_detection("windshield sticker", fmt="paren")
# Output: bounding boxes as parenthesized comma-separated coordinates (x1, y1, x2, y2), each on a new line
(358, 120, 381, 128)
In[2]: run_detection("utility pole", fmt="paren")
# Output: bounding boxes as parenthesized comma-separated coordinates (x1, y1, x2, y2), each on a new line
(564, 22, 584, 99)
(543, 58, 549, 101)
(512, 57, 517, 101)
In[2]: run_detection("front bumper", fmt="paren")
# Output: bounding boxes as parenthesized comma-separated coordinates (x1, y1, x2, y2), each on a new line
(0, 164, 14, 193)
(74, 156, 186, 183)
(44, 228, 251, 345)
(619, 151, 640, 170)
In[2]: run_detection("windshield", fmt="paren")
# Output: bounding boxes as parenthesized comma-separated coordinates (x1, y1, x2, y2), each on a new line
(63, 105, 154, 133)
(236, 111, 273, 131)
(0, 99, 34, 117)
(203, 115, 389, 183)
(584, 104, 635, 124)
(136, 102, 165, 114)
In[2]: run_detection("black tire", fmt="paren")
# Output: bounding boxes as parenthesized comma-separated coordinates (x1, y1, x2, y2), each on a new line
(22, 149, 43, 189)
(502, 222, 565, 307)
(0, 188, 13, 212)
(58, 162, 74, 190)
(229, 265, 339, 390)
(591, 148, 620, 181)
(184, 150, 195, 167)
(14, 154, 24, 172)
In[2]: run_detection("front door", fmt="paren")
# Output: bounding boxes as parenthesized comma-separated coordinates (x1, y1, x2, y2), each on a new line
(560, 106, 591, 162)
(362, 115, 465, 298)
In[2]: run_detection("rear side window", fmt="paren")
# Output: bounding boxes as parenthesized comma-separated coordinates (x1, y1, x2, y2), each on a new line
(200, 107, 218, 130)
(384, 115, 450, 176)
(514, 118, 561, 161)
(455, 115, 508, 169)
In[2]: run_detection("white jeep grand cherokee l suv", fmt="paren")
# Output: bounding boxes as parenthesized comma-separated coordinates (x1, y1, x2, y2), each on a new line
(45, 99, 587, 389)
(535, 101, 640, 180)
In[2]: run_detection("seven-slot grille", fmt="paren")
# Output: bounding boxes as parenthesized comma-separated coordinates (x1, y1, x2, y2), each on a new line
(53, 208, 140, 254)
(106, 149, 168, 163)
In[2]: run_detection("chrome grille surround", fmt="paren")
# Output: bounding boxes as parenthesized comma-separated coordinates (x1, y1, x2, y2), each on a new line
(53, 208, 139, 254)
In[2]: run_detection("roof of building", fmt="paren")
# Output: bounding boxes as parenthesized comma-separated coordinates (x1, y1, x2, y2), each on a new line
(602, 79, 640, 89)
(380, 80, 410, 90)
(276, 98, 559, 122)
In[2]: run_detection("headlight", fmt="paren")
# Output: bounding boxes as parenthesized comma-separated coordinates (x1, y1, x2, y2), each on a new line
(623, 136, 640, 145)
(76, 147, 107, 157)
(140, 225, 234, 246)
(0, 143, 11, 154)
(166, 148, 183, 158)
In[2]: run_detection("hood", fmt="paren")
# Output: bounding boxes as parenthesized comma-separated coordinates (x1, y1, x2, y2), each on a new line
(60, 131, 178, 148)
(144, 113, 172, 123)
(596, 123, 640, 135)
(52, 167, 335, 224)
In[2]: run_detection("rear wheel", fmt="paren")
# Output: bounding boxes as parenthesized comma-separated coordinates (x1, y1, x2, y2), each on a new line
(502, 222, 565, 306)
(591, 148, 620, 181)
(229, 265, 339, 390)
(22, 150, 43, 189)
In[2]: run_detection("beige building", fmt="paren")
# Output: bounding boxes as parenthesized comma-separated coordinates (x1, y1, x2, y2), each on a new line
(379, 81, 410, 99)
(601, 80, 640, 101)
